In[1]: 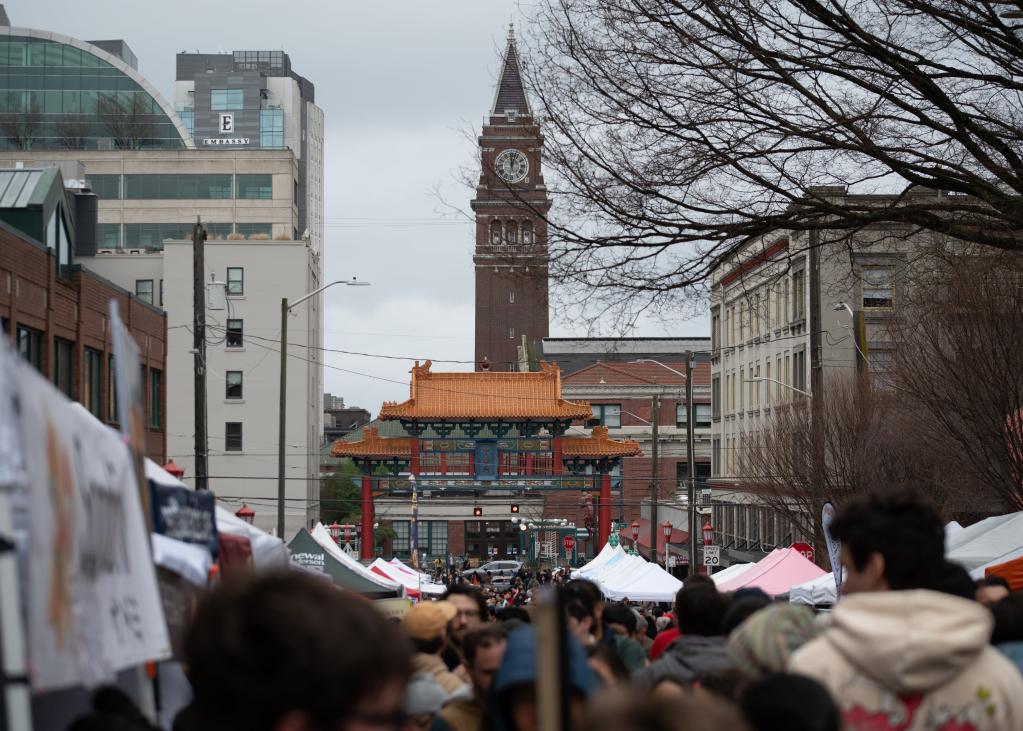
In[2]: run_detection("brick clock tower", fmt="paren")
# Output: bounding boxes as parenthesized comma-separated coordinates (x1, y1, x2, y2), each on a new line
(471, 27, 550, 372)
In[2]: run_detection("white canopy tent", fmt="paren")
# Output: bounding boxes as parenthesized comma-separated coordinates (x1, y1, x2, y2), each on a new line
(572, 543, 625, 578)
(370, 558, 446, 596)
(946, 511, 1023, 572)
(576, 550, 682, 602)
(311, 523, 404, 595)
(710, 562, 756, 586)
(789, 572, 839, 606)
(389, 558, 436, 584)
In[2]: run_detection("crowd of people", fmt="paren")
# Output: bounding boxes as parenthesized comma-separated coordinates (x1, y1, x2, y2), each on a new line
(69, 491, 1023, 731)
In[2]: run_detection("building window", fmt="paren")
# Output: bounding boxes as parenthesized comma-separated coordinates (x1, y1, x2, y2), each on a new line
(83, 347, 103, 417)
(86, 174, 120, 199)
(226, 371, 243, 399)
(226, 319, 243, 347)
(124, 174, 233, 200)
(179, 109, 194, 139)
(149, 368, 162, 428)
(97, 223, 121, 249)
(862, 267, 895, 309)
(869, 349, 896, 390)
(793, 350, 807, 395)
(16, 325, 42, 372)
(694, 404, 712, 429)
(508, 327, 515, 340)
(591, 404, 622, 428)
(122, 222, 193, 250)
(677, 462, 712, 489)
(792, 269, 805, 320)
(712, 437, 721, 477)
(711, 376, 721, 419)
(428, 521, 448, 557)
(211, 88, 244, 111)
(53, 338, 73, 397)
(711, 308, 720, 351)
(235, 223, 273, 238)
(508, 290, 515, 304)
(236, 174, 272, 200)
(392, 521, 411, 555)
(227, 267, 244, 295)
(135, 279, 154, 304)
(260, 108, 284, 148)
(225, 422, 243, 451)
(108, 355, 118, 424)
(159, 280, 164, 307)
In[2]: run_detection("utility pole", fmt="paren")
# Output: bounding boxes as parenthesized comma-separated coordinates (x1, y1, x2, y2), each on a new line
(192, 217, 208, 491)
(685, 351, 697, 571)
(649, 393, 659, 563)
(277, 296, 288, 539)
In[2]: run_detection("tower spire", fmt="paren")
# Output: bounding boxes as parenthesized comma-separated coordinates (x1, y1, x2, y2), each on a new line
(490, 25, 531, 117)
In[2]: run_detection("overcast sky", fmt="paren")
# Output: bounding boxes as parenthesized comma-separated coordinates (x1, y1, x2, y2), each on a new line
(13, 0, 702, 414)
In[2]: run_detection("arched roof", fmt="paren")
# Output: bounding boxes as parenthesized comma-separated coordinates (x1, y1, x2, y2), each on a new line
(1, 27, 193, 149)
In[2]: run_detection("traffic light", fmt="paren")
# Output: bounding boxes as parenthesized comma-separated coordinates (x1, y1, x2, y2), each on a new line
(510, 504, 519, 514)
(473, 506, 483, 517)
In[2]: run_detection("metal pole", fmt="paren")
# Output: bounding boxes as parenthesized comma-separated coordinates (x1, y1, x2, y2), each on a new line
(650, 394, 659, 563)
(686, 351, 697, 571)
(277, 297, 288, 539)
(192, 218, 208, 491)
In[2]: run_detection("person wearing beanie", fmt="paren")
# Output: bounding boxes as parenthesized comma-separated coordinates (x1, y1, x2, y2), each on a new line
(727, 603, 819, 680)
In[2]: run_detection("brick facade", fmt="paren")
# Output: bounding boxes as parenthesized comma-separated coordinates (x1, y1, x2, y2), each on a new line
(0, 224, 167, 462)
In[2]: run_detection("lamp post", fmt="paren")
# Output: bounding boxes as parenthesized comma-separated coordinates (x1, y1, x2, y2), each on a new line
(328, 521, 342, 544)
(662, 521, 673, 571)
(634, 357, 695, 570)
(630, 520, 640, 555)
(702, 519, 715, 575)
(235, 503, 255, 525)
(277, 277, 369, 540)
(743, 377, 812, 399)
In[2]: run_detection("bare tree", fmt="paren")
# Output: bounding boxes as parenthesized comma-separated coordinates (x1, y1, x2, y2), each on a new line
(0, 102, 41, 149)
(57, 118, 90, 150)
(97, 93, 155, 150)
(891, 251, 1023, 510)
(525, 0, 1023, 307)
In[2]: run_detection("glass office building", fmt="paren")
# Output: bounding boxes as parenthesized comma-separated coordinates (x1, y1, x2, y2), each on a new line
(0, 31, 188, 150)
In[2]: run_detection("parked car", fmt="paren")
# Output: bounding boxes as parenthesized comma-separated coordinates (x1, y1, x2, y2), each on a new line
(461, 560, 522, 585)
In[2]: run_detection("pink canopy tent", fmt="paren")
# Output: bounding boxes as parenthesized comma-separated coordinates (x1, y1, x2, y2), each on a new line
(715, 547, 826, 596)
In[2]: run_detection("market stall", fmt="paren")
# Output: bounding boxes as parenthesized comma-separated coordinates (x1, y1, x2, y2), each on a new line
(715, 547, 826, 597)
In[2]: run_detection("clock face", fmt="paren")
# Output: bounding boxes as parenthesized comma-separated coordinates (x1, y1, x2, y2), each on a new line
(495, 149, 529, 183)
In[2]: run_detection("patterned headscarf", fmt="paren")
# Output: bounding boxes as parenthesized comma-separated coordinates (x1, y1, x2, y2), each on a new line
(727, 603, 820, 678)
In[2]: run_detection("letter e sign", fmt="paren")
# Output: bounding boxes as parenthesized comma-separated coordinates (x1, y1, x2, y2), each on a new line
(220, 113, 234, 133)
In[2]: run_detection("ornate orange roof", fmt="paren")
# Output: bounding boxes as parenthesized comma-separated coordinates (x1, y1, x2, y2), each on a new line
(379, 360, 592, 421)
(562, 426, 642, 458)
(331, 427, 411, 459)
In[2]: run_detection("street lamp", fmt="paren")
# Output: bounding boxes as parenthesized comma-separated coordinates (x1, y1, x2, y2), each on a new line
(630, 520, 640, 555)
(235, 503, 255, 525)
(328, 520, 342, 544)
(277, 277, 370, 539)
(833, 302, 868, 364)
(634, 357, 697, 570)
(744, 377, 812, 399)
(702, 520, 715, 575)
(662, 521, 673, 571)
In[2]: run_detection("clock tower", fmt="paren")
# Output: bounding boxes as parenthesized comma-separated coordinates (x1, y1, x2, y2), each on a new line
(471, 26, 550, 372)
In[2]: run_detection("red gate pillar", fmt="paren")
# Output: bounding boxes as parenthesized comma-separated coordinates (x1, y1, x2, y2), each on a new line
(360, 473, 374, 559)
(598, 471, 612, 549)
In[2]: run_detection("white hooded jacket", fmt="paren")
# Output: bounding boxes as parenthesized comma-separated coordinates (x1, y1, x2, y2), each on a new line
(790, 590, 1023, 730)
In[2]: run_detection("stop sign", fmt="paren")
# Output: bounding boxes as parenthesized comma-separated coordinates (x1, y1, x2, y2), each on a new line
(790, 542, 815, 563)
(563, 535, 576, 552)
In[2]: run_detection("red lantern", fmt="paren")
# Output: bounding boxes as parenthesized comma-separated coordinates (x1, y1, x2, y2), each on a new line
(328, 521, 342, 543)
(630, 520, 640, 543)
(702, 521, 715, 546)
(162, 459, 185, 480)
(235, 503, 255, 525)
(662, 521, 673, 540)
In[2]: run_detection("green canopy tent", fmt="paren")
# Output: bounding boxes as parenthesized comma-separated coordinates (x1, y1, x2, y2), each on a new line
(288, 528, 403, 599)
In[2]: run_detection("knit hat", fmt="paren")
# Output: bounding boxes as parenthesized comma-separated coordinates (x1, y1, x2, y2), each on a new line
(403, 674, 448, 716)
(727, 603, 820, 678)
(402, 600, 457, 641)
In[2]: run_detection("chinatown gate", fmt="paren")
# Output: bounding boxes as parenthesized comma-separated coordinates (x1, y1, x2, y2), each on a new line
(332, 361, 641, 562)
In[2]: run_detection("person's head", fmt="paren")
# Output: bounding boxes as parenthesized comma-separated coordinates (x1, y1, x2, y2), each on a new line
(726, 604, 820, 680)
(674, 584, 729, 637)
(462, 626, 507, 695)
(443, 585, 487, 645)
(990, 592, 1023, 645)
(401, 674, 447, 731)
(184, 571, 410, 731)
(828, 491, 945, 594)
(562, 580, 603, 642)
(741, 673, 841, 731)
(721, 596, 771, 636)
(933, 560, 976, 600)
(494, 626, 596, 731)
(403, 600, 458, 656)
(586, 644, 630, 687)
(602, 603, 637, 636)
(633, 610, 649, 640)
(977, 575, 1012, 607)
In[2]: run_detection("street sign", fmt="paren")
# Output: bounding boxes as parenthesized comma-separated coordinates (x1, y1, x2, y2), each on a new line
(790, 542, 815, 564)
(563, 535, 576, 552)
(703, 545, 721, 567)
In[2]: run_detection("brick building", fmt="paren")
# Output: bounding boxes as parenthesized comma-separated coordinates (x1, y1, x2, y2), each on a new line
(561, 360, 713, 558)
(0, 168, 166, 461)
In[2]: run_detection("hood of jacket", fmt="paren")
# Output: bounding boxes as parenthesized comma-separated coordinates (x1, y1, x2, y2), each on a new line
(824, 589, 993, 694)
(635, 635, 732, 692)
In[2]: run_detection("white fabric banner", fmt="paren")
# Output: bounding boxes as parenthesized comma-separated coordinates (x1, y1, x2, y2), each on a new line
(17, 358, 170, 692)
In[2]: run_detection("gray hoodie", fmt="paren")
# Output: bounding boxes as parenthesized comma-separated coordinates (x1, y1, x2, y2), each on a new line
(631, 635, 733, 692)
